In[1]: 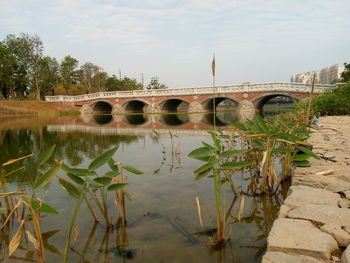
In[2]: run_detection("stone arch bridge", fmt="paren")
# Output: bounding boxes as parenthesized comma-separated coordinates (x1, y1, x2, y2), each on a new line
(45, 82, 333, 115)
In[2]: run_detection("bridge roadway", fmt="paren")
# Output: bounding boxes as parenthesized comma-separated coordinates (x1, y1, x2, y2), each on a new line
(45, 82, 334, 114)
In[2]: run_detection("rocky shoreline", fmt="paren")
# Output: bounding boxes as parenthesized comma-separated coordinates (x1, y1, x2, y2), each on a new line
(263, 116, 350, 263)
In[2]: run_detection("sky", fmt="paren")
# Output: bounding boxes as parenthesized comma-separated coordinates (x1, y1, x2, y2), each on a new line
(1, 0, 349, 88)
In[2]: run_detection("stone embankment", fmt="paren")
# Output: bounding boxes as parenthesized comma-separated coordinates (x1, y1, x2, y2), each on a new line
(263, 116, 350, 263)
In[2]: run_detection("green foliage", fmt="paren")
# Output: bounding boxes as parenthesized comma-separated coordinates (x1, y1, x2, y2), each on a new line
(60, 55, 78, 93)
(0, 33, 153, 99)
(340, 63, 350, 82)
(146, 76, 168, 90)
(311, 82, 350, 115)
(188, 131, 251, 246)
(105, 75, 143, 91)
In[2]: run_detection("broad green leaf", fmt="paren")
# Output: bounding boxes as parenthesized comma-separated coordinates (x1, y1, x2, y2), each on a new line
(61, 164, 96, 176)
(193, 162, 213, 175)
(188, 147, 212, 158)
(194, 168, 211, 181)
(296, 145, 321, 160)
(67, 173, 84, 185)
(38, 145, 56, 166)
(273, 148, 295, 154)
(105, 171, 117, 177)
(293, 154, 311, 161)
(194, 156, 211, 162)
(209, 131, 221, 151)
(293, 160, 311, 167)
(89, 146, 119, 171)
(220, 149, 249, 157)
(201, 141, 215, 150)
(122, 165, 143, 175)
(30, 200, 58, 214)
(35, 161, 62, 189)
(93, 177, 112, 186)
(86, 177, 104, 188)
(108, 158, 119, 172)
(107, 183, 127, 191)
(221, 161, 252, 170)
(58, 178, 81, 198)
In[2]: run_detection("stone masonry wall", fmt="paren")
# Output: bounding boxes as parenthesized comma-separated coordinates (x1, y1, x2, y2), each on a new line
(263, 116, 350, 263)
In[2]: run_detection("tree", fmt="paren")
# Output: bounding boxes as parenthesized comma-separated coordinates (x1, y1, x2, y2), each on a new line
(24, 34, 44, 100)
(39, 56, 60, 96)
(341, 63, 350, 83)
(1, 34, 41, 99)
(60, 55, 78, 94)
(120, 77, 142, 91)
(0, 42, 16, 99)
(146, 76, 168, 90)
(93, 71, 108, 92)
(80, 62, 96, 93)
(105, 75, 122, 91)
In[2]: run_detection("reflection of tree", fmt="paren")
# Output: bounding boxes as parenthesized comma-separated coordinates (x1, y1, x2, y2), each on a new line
(0, 128, 139, 186)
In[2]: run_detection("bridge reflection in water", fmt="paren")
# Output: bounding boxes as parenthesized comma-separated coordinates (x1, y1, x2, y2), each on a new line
(48, 111, 246, 137)
(48, 104, 293, 137)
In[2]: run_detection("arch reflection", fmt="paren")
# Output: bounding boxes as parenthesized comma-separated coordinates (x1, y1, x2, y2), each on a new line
(159, 113, 190, 126)
(123, 114, 148, 125)
(92, 114, 113, 125)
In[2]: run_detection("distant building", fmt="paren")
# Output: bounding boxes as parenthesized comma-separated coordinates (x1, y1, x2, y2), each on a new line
(291, 64, 345, 84)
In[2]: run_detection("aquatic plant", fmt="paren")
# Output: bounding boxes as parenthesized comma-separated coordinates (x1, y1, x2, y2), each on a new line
(230, 113, 321, 194)
(59, 145, 143, 263)
(0, 145, 61, 263)
(188, 131, 251, 247)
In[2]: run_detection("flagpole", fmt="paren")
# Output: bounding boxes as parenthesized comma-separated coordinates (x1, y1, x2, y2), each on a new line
(212, 54, 216, 128)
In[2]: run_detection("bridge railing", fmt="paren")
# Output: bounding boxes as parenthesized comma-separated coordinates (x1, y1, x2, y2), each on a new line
(45, 82, 334, 102)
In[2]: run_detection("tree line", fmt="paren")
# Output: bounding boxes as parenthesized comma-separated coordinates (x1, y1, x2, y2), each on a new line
(0, 33, 168, 100)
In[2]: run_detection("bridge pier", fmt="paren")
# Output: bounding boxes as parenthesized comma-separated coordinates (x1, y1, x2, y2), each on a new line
(111, 104, 125, 114)
(188, 101, 204, 113)
(144, 103, 160, 114)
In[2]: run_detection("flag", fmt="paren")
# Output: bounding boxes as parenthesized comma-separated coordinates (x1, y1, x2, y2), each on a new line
(211, 54, 215, 77)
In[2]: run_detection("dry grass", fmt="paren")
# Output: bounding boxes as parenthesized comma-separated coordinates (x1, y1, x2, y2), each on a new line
(0, 100, 79, 119)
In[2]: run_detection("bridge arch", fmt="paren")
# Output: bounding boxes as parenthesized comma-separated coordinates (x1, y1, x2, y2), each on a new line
(252, 93, 300, 111)
(123, 100, 149, 113)
(90, 100, 113, 114)
(201, 96, 240, 112)
(159, 98, 190, 113)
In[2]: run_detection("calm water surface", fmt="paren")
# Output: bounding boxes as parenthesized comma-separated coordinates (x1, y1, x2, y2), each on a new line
(0, 111, 289, 263)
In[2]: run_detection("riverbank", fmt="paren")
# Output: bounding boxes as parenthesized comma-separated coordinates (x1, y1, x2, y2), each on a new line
(263, 116, 350, 263)
(0, 100, 79, 117)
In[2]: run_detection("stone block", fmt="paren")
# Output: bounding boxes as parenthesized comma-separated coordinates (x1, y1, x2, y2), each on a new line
(263, 251, 327, 263)
(287, 205, 350, 229)
(267, 218, 337, 259)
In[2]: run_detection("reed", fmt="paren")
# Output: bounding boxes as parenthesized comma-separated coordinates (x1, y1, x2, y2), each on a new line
(0, 145, 61, 263)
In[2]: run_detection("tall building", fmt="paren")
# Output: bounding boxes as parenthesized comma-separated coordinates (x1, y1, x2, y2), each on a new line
(291, 64, 345, 84)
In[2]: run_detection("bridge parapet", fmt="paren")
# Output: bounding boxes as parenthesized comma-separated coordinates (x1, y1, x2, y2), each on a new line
(45, 82, 334, 103)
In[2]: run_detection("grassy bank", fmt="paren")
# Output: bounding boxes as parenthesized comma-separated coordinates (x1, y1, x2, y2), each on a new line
(0, 100, 79, 117)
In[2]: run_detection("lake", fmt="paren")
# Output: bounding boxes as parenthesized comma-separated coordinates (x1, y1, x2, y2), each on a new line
(0, 110, 289, 263)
